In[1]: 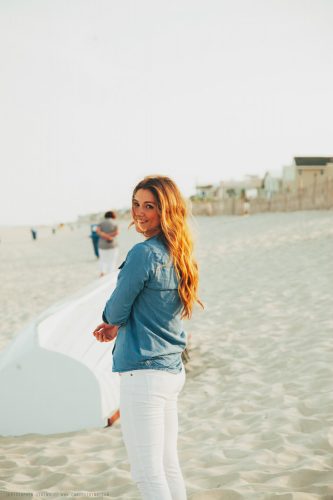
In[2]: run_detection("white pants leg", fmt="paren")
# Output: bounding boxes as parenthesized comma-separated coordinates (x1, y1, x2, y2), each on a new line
(119, 368, 186, 500)
(99, 247, 119, 274)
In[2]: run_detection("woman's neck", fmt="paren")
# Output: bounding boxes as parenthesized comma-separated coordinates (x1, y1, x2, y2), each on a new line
(143, 227, 161, 239)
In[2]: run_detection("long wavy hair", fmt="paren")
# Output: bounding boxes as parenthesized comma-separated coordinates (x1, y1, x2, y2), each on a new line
(132, 175, 203, 319)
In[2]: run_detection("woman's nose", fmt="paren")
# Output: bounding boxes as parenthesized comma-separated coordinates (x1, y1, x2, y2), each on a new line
(135, 206, 144, 217)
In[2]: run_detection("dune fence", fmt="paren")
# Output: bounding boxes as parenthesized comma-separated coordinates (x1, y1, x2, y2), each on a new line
(191, 178, 333, 216)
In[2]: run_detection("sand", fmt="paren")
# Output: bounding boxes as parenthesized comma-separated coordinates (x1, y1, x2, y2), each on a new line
(0, 211, 333, 499)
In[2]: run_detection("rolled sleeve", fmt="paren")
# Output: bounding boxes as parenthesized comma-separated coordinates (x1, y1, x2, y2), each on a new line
(102, 243, 152, 325)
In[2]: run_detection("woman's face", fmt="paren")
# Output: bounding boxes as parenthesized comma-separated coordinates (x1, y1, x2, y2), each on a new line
(132, 189, 161, 237)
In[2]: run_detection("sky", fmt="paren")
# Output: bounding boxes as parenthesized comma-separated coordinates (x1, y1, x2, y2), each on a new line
(1, 0, 333, 225)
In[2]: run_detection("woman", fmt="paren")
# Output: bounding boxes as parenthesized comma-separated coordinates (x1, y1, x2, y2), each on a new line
(93, 176, 202, 500)
(96, 210, 119, 276)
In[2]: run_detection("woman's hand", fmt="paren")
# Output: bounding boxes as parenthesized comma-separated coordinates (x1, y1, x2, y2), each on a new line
(107, 229, 118, 241)
(93, 323, 119, 342)
(96, 228, 117, 242)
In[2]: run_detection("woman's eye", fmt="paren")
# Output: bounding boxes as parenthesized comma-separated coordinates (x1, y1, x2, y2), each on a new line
(146, 204, 154, 209)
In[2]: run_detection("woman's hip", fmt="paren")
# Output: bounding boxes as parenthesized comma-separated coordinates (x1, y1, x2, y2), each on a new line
(119, 367, 185, 400)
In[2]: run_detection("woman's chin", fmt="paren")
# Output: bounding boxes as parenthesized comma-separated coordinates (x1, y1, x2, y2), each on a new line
(134, 223, 145, 234)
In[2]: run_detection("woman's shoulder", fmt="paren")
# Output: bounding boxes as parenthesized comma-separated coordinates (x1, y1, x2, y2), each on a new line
(144, 235, 169, 255)
(127, 240, 153, 261)
(128, 236, 168, 263)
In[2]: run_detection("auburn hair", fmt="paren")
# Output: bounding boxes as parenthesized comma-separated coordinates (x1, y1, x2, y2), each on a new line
(132, 175, 203, 319)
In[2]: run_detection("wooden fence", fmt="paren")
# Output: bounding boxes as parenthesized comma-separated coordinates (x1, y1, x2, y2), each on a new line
(191, 178, 333, 216)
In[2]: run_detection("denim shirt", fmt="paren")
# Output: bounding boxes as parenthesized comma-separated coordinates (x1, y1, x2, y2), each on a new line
(102, 234, 186, 373)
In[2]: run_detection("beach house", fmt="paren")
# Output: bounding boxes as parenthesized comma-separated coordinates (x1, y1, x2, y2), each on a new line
(261, 172, 282, 199)
(219, 176, 262, 200)
(194, 184, 221, 200)
(282, 157, 333, 192)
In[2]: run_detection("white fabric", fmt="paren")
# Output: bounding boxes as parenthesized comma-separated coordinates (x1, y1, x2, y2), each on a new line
(99, 247, 119, 275)
(119, 368, 187, 500)
(0, 275, 119, 436)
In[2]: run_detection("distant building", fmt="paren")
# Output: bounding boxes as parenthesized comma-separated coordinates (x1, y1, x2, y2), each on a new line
(282, 165, 297, 192)
(219, 175, 262, 200)
(283, 157, 333, 191)
(194, 184, 221, 200)
(262, 171, 282, 199)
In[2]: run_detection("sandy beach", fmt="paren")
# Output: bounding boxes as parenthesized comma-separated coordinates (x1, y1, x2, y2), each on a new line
(0, 211, 333, 499)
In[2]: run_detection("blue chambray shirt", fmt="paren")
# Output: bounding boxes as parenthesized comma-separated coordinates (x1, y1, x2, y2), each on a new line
(102, 234, 186, 373)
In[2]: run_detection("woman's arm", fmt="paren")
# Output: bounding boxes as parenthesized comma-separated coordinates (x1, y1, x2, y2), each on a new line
(96, 227, 119, 241)
(102, 243, 152, 326)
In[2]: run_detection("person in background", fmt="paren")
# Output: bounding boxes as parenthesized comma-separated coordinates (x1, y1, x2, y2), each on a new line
(96, 211, 119, 277)
(89, 224, 100, 258)
(30, 228, 37, 240)
(93, 176, 203, 499)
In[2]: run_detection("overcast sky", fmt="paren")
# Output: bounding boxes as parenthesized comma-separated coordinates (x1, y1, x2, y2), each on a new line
(1, 0, 333, 225)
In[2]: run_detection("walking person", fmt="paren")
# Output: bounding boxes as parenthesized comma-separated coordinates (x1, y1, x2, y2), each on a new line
(89, 224, 100, 258)
(93, 175, 202, 500)
(96, 211, 119, 276)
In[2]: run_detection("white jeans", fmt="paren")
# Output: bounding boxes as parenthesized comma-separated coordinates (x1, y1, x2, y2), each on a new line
(119, 368, 187, 500)
(99, 247, 119, 274)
